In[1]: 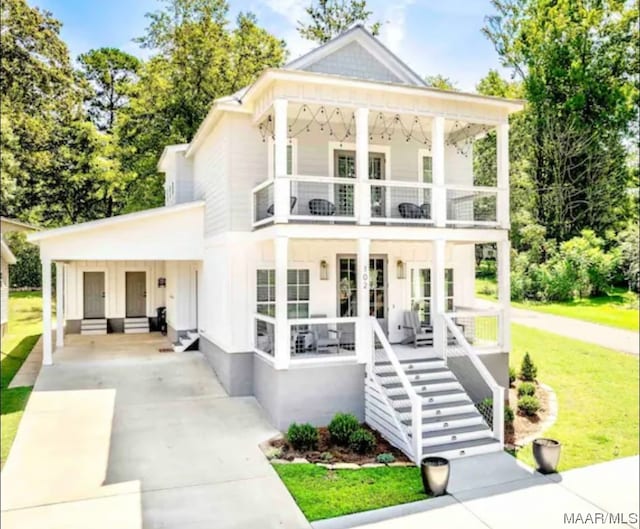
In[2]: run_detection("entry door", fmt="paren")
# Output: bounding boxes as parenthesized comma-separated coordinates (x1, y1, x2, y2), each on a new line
(83, 272, 105, 319)
(333, 151, 387, 217)
(337, 256, 387, 329)
(125, 271, 146, 317)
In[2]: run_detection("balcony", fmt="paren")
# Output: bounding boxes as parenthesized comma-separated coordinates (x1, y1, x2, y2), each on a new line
(252, 175, 505, 229)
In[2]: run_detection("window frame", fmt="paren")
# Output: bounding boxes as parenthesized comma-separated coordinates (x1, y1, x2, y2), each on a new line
(418, 148, 433, 184)
(267, 138, 298, 179)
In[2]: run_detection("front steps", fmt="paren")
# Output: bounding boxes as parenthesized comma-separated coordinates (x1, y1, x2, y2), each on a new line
(373, 356, 500, 460)
(173, 331, 199, 352)
(81, 319, 107, 335)
(124, 317, 149, 334)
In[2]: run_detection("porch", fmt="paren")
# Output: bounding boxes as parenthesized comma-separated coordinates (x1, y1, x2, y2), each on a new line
(250, 236, 510, 370)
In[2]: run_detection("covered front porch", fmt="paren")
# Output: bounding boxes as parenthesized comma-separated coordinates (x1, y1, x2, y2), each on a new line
(251, 233, 511, 370)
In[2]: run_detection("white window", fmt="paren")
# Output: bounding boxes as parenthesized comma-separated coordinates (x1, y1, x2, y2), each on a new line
(256, 268, 309, 319)
(256, 269, 275, 316)
(418, 149, 433, 183)
(268, 138, 297, 178)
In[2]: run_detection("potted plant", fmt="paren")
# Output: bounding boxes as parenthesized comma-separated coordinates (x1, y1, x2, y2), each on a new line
(420, 456, 450, 496)
(532, 438, 561, 474)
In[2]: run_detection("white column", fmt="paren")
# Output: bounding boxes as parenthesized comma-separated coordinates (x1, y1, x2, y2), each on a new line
(356, 108, 370, 225)
(431, 116, 446, 227)
(432, 239, 446, 358)
(356, 238, 370, 363)
(497, 123, 510, 229)
(42, 258, 53, 366)
(497, 239, 511, 352)
(274, 236, 289, 369)
(55, 262, 64, 349)
(273, 99, 290, 223)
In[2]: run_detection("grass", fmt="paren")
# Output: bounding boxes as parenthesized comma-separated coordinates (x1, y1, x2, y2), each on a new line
(475, 279, 639, 331)
(273, 464, 427, 521)
(1, 291, 42, 468)
(511, 323, 639, 471)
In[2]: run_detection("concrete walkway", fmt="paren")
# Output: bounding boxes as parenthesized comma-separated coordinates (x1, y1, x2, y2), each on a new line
(7, 332, 49, 388)
(511, 307, 639, 355)
(346, 456, 639, 529)
(1, 333, 310, 529)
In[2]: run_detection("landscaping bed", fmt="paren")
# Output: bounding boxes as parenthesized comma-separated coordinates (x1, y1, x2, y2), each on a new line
(505, 380, 555, 448)
(267, 425, 411, 465)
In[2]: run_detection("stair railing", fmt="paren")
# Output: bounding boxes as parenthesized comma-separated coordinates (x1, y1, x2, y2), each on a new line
(442, 313, 505, 448)
(370, 318, 423, 464)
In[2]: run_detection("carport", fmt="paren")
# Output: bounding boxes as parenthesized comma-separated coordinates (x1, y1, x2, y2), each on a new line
(27, 201, 205, 365)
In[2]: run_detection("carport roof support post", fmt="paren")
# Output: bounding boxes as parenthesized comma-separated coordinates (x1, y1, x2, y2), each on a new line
(42, 257, 53, 365)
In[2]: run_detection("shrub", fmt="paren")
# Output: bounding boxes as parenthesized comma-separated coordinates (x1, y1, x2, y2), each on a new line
(517, 396, 540, 416)
(348, 428, 376, 454)
(376, 452, 395, 464)
(520, 352, 538, 382)
(328, 413, 360, 446)
(504, 405, 515, 425)
(287, 423, 318, 451)
(509, 367, 517, 387)
(517, 382, 536, 397)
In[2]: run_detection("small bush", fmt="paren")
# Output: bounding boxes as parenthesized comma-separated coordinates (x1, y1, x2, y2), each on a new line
(509, 367, 517, 387)
(520, 352, 538, 382)
(287, 423, 319, 451)
(504, 405, 515, 425)
(517, 396, 540, 416)
(376, 452, 395, 464)
(517, 382, 536, 397)
(328, 413, 360, 446)
(348, 428, 376, 454)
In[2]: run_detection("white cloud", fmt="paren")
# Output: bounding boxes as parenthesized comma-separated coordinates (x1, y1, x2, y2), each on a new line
(378, 0, 415, 53)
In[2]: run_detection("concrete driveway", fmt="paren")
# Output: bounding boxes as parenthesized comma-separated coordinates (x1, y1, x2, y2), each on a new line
(1, 333, 310, 529)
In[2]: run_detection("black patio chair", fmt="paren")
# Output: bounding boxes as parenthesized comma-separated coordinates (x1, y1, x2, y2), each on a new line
(308, 198, 336, 216)
(266, 196, 297, 216)
(420, 203, 431, 220)
(398, 202, 422, 219)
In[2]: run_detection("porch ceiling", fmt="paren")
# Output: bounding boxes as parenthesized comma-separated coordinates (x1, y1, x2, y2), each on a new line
(29, 202, 204, 261)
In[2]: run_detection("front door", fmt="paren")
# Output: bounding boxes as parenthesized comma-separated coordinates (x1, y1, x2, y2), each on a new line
(125, 271, 146, 317)
(337, 256, 387, 330)
(83, 271, 105, 319)
(333, 151, 387, 217)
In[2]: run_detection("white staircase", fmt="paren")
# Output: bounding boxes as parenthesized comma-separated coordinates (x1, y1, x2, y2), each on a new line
(173, 331, 199, 352)
(124, 317, 150, 334)
(81, 319, 107, 335)
(365, 318, 504, 463)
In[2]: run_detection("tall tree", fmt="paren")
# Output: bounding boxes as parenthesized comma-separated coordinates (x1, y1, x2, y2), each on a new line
(118, 0, 287, 211)
(298, 0, 382, 43)
(78, 48, 140, 133)
(483, 0, 638, 240)
(424, 74, 458, 91)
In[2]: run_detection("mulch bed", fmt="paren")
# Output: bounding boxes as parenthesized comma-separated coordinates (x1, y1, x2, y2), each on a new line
(505, 380, 552, 447)
(271, 425, 411, 464)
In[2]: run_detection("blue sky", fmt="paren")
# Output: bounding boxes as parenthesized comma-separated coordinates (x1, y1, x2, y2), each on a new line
(31, 0, 512, 91)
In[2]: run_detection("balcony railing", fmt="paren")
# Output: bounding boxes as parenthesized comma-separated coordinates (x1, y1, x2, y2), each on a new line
(447, 307, 502, 350)
(252, 177, 504, 229)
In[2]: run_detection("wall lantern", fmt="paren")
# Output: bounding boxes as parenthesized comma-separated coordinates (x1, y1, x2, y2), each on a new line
(320, 260, 329, 280)
(158, 277, 166, 288)
(396, 260, 406, 280)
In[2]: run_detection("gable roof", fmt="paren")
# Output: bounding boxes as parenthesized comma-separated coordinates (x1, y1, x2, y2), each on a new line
(285, 25, 426, 87)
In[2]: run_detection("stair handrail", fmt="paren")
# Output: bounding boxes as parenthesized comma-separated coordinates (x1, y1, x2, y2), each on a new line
(370, 318, 424, 464)
(442, 313, 505, 447)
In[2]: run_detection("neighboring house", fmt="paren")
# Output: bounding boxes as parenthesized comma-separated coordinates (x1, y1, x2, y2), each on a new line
(1, 217, 34, 336)
(28, 26, 523, 463)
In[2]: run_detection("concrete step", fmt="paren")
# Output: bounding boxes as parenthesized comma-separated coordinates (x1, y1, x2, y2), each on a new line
(81, 329, 107, 335)
(422, 437, 501, 459)
(124, 328, 149, 334)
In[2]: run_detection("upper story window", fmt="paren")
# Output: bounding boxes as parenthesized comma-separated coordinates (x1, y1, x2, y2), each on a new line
(419, 149, 433, 183)
(268, 139, 297, 178)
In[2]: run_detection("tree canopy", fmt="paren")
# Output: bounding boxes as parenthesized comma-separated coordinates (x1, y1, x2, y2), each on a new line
(297, 0, 382, 43)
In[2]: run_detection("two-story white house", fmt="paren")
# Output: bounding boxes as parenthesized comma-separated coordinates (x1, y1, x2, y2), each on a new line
(28, 26, 523, 463)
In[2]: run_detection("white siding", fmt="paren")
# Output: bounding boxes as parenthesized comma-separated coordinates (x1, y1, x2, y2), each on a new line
(193, 117, 230, 236)
(64, 261, 166, 320)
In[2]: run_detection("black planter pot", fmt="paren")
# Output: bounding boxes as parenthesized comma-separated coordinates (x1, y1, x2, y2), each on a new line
(420, 456, 450, 496)
(532, 438, 561, 474)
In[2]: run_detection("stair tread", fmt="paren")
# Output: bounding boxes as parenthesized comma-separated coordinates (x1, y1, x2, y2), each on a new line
(423, 437, 499, 453)
(403, 412, 483, 426)
(378, 368, 452, 377)
(389, 389, 466, 401)
(375, 358, 442, 367)
(384, 378, 458, 389)
(396, 400, 473, 414)
(422, 424, 491, 438)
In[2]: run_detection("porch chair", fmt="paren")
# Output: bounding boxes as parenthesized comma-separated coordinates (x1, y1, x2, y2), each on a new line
(308, 198, 336, 216)
(266, 196, 297, 216)
(310, 314, 341, 353)
(398, 202, 422, 219)
(402, 310, 433, 348)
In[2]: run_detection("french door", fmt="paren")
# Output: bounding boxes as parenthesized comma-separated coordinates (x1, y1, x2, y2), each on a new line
(337, 256, 387, 329)
(333, 150, 386, 217)
(409, 266, 455, 324)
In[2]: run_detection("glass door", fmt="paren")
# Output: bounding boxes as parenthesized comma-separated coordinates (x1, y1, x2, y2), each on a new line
(334, 150, 356, 216)
(338, 256, 387, 333)
(369, 153, 386, 218)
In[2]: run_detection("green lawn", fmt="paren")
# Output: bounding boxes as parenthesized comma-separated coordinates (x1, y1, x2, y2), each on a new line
(511, 323, 639, 471)
(273, 464, 426, 521)
(475, 279, 639, 331)
(1, 291, 42, 468)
